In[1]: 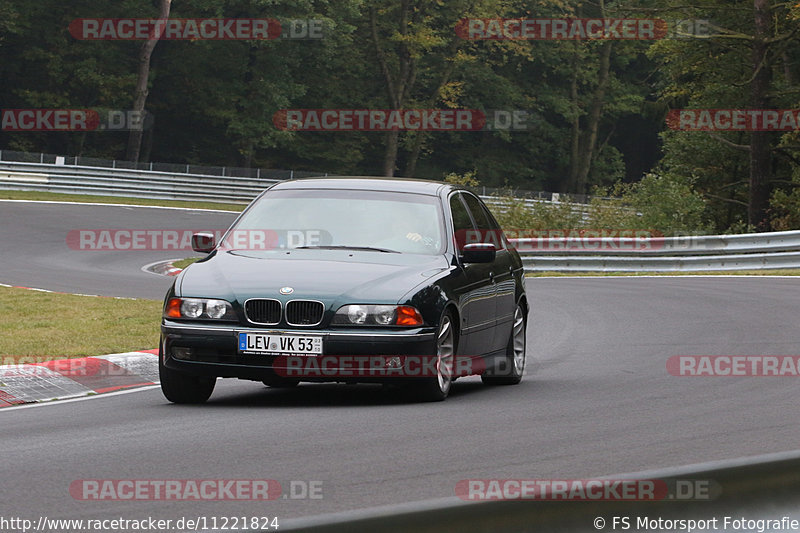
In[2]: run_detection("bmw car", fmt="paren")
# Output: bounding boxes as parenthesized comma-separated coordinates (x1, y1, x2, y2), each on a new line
(159, 177, 528, 403)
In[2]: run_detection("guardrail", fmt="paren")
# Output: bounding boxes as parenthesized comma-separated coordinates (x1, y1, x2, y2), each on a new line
(283, 449, 800, 532)
(0, 159, 582, 213)
(2, 158, 800, 271)
(0, 148, 322, 180)
(0, 149, 592, 203)
(0, 161, 319, 203)
(510, 230, 800, 272)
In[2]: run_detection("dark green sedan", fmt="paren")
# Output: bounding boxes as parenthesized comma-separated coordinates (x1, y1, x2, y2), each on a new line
(159, 177, 528, 402)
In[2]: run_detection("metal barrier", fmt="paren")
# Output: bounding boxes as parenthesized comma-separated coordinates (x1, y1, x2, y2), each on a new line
(517, 250, 800, 272)
(0, 160, 572, 212)
(0, 161, 313, 203)
(0, 149, 589, 202)
(2, 158, 800, 271)
(510, 231, 800, 271)
(282, 449, 800, 532)
(0, 149, 322, 179)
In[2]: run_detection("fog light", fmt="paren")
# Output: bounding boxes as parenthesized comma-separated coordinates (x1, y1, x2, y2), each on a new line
(172, 347, 193, 360)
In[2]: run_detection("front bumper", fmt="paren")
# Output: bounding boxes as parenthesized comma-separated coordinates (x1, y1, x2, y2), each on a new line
(161, 320, 438, 382)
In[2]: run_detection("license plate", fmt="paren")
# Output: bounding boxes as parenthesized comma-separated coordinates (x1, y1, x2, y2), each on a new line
(238, 332, 323, 355)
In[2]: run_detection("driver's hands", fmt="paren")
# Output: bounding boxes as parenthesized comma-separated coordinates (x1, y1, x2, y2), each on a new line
(406, 232, 423, 242)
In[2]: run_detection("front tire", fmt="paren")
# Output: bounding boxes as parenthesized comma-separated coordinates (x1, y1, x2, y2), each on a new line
(412, 310, 456, 402)
(159, 355, 216, 404)
(482, 303, 526, 386)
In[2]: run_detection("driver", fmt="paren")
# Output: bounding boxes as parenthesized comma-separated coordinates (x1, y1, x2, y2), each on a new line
(375, 217, 436, 252)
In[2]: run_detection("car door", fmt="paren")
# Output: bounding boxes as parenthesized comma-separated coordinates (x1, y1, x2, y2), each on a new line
(449, 192, 497, 356)
(461, 192, 516, 353)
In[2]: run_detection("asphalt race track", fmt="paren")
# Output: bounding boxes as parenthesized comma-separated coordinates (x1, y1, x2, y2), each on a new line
(0, 200, 238, 299)
(2, 201, 800, 523)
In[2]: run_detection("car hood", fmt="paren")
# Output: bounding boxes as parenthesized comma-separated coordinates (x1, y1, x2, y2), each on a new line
(177, 249, 450, 306)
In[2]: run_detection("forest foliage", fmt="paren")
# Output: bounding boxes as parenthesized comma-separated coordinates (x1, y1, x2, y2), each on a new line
(1, 0, 799, 233)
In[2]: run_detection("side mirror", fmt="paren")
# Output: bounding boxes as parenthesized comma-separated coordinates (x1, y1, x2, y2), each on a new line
(191, 232, 216, 253)
(461, 242, 496, 263)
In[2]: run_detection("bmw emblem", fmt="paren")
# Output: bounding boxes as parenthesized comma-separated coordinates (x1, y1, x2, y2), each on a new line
(279, 286, 294, 295)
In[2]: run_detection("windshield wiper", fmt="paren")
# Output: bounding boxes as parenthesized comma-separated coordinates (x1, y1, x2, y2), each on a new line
(295, 245, 400, 253)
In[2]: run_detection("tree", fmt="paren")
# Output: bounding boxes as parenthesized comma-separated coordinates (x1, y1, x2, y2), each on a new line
(648, 0, 800, 230)
(126, 0, 171, 162)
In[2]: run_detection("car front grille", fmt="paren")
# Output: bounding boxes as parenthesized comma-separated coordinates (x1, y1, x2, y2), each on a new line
(285, 300, 324, 326)
(245, 299, 281, 325)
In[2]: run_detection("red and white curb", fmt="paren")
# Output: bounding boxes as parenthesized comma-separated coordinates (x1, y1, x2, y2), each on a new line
(142, 258, 187, 277)
(0, 350, 159, 407)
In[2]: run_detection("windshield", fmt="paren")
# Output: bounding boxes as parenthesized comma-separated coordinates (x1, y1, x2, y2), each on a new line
(227, 188, 445, 255)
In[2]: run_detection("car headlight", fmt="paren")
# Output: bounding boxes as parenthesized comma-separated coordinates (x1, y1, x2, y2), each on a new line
(165, 298, 236, 320)
(332, 305, 423, 326)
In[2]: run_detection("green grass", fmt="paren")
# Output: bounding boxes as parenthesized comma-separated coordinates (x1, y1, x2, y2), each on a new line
(171, 257, 201, 269)
(0, 189, 245, 212)
(527, 269, 800, 277)
(0, 286, 161, 358)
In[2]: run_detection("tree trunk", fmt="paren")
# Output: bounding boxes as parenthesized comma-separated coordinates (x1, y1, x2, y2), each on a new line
(404, 132, 423, 178)
(126, 0, 171, 162)
(383, 130, 400, 176)
(574, 40, 612, 195)
(404, 36, 461, 178)
(370, 2, 414, 177)
(565, 48, 581, 193)
(749, 0, 772, 230)
(239, 44, 258, 169)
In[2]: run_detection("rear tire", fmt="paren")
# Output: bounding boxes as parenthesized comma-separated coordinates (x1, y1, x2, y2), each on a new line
(159, 355, 216, 404)
(412, 310, 456, 402)
(482, 303, 526, 386)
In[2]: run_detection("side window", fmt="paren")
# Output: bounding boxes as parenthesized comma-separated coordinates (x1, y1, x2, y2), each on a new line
(450, 194, 474, 232)
(450, 194, 475, 251)
(461, 193, 505, 249)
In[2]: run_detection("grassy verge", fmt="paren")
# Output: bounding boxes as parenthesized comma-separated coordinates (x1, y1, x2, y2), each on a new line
(527, 269, 800, 277)
(0, 286, 161, 358)
(171, 257, 201, 269)
(0, 189, 245, 212)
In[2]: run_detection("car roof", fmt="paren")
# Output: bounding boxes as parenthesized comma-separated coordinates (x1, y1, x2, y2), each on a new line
(269, 176, 452, 196)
